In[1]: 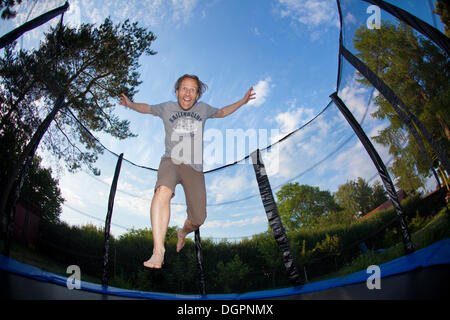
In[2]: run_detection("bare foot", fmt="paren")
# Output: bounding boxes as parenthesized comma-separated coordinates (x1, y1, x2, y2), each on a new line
(176, 228, 187, 252)
(143, 250, 165, 269)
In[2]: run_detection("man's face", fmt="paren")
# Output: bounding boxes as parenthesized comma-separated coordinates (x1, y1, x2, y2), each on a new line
(176, 78, 200, 110)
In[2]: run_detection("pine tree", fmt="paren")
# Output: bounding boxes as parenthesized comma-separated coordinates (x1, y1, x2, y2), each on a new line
(0, 17, 157, 249)
(353, 22, 449, 191)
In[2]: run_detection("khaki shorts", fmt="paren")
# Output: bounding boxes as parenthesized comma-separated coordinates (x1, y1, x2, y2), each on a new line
(155, 157, 207, 226)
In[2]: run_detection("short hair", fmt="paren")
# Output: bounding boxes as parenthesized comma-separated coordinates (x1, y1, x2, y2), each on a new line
(174, 74, 208, 99)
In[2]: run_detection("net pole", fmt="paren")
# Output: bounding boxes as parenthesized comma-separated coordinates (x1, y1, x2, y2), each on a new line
(251, 149, 303, 287)
(330, 92, 414, 254)
(194, 229, 207, 295)
(102, 153, 123, 287)
(0, 1, 70, 49)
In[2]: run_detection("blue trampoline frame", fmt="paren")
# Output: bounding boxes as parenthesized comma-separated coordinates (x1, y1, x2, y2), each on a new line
(1, 238, 449, 300)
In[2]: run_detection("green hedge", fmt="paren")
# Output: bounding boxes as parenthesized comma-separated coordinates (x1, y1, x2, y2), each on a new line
(33, 194, 446, 293)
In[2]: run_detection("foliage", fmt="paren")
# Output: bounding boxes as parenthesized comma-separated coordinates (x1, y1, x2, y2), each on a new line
(20, 156, 64, 224)
(34, 18, 156, 174)
(276, 182, 341, 231)
(253, 232, 284, 287)
(1, 16, 157, 238)
(288, 194, 440, 279)
(353, 21, 450, 192)
(334, 177, 388, 217)
(25, 191, 447, 295)
(330, 207, 450, 280)
(435, 0, 450, 37)
(216, 254, 250, 293)
(311, 234, 341, 257)
(1, 17, 156, 183)
(38, 220, 105, 278)
(0, 0, 23, 20)
(382, 227, 400, 248)
(0, 44, 44, 184)
(0, 48, 63, 221)
(276, 178, 388, 231)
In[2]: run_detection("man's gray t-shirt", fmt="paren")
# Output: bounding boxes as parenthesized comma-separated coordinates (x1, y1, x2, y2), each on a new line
(151, 101, 219, 172)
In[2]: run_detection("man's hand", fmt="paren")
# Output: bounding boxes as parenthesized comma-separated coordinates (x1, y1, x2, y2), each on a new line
(118, 93, 132, 108)
(243, 87, 256, 104)
(215, 87, 257, 118)
(118, 94, 152, 114)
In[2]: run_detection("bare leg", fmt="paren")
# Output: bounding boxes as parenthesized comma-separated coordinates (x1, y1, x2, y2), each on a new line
(176, 219, 199, 252)
(143, 186, 172, 269)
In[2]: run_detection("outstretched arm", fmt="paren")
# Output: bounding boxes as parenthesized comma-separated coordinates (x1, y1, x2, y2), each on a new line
(214, 87, 256, 118)
(119, 93, 152, 114)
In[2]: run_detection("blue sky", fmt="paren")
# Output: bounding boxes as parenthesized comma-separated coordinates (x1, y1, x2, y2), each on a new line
(1, 0, 443, 240)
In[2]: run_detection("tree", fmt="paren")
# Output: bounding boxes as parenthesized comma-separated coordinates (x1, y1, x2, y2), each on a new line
(20, 156, 64, 224)
(215, 254, 250, 293)
(334, 177, 388, 217)
(353, 22, 450, 191)
(254, 232, 283, 287)
(435, 0, 450, 37)
(372, 181, 388, 207)
(0, 18, 157, 237)
(276, 182, 341, 231)
(0, 44, 52, 239)
(0, 44, 43, 161)
(0, 0, 23, 20)
(32, 18, 156, 173)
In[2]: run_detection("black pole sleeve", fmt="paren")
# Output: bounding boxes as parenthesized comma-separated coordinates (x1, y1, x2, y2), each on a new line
(251, 149, 303, 287)
(0, 2, 70, 49)
(362, 0, 449, 56)
(330, 92, 414, 254)
(194, 229, 206, 295)
(102, 153, 123, 287)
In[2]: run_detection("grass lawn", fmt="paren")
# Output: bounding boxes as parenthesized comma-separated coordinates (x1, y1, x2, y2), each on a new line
(0, 238, 102, 285)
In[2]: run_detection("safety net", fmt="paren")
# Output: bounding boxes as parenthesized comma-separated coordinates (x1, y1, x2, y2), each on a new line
(0, 0, 448, 297)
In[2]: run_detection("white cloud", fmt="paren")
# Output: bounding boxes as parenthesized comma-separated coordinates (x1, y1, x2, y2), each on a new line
(344, 12, 357, 25)
(264, 105, 321, 180)
(168, 204, 188, 227)
(14, 0, 198, 30)
(171, 0, 199, 23)
(61, 186, 86, 208)
(274, 104, 315, 134)
(337, 76, 380, 123)
(278, 0, 338, 26)
(248, 77, 272, 107)
(277, 0, 339, 40)
(66, 0, 84, 26)
(115, 196, 149, 218)
(208, 170, 255, 203)
(113, 179, 153, 216)
(204, 214, 266, 228)
(332, 141, 378, 182)
(252, 27, 261, 36)
(268, 100, 316, 148)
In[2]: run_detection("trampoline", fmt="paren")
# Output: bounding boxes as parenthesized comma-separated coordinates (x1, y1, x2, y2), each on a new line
(1, 238, 449, 300)
(1, 0, 449, 302)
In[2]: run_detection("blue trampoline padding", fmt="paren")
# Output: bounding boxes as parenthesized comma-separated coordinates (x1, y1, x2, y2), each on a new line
(1, 238, 450, 300)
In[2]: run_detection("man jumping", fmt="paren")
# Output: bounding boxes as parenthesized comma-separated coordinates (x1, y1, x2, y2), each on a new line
(119, 74, 255, 268)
